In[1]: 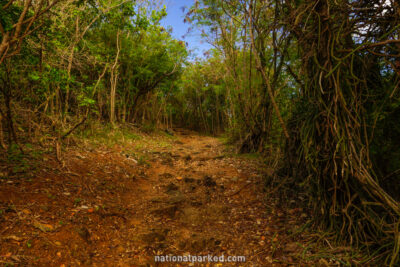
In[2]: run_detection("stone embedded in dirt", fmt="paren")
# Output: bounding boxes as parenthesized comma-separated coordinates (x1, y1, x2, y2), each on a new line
(190, 201, 203, 207)
(141, 231, 166, 244)
(151, 204, 178, 218)
(183, 177, 195, 183)
(203, 175, 217, 187)
(189, 185, 197, 192)
(76, 227, 91, 242)
(165, 182, 179, 193)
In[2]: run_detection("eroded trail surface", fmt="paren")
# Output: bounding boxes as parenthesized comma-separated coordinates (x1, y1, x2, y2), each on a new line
(0, 129, 309, 266)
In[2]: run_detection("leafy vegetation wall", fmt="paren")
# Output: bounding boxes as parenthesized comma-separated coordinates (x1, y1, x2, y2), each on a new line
(0, 0, 187, 148)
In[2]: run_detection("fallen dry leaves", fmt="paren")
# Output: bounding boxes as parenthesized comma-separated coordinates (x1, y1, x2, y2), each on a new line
(0, 129, 359, 266)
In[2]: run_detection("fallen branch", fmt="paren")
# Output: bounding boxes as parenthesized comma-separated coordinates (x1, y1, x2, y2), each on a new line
(61, 116, 87, 140)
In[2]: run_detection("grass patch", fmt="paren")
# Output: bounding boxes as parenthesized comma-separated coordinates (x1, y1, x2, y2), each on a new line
(79, 122, 142, 147)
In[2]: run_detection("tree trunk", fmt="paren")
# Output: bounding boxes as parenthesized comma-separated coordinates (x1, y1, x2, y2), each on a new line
(110, 31, 121, 124)
(248, 2, 289, 140)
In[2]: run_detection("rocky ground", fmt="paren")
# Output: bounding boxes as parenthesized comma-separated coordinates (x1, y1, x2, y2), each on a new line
(0, 129, 352, 266)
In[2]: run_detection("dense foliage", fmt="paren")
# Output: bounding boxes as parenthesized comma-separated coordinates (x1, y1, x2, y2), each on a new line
(1, 0, 399, 265)
(0, 0, 187, 147)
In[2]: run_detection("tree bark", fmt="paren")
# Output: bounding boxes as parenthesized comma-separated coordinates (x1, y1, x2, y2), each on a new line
(110, 31, 121, 124)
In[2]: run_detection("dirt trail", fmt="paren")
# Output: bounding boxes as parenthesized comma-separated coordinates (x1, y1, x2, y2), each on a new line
(0, 129, 307, 266)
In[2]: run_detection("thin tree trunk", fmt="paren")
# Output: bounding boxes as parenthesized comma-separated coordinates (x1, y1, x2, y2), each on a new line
(0, 109, 6, 149)
(4, 89, 20, 151)
(248, 2, 289, 140)
(64, 16, 79, 123)
(110, 30, 121, 124)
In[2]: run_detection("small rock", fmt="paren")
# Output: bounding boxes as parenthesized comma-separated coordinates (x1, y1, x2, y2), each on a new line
(151, 205, 178, 218)
(141, 231, 166, 243)
(165, 183, 179, 194)
(187, 185, 196, 192)
(184, 177, 195, 183)
(76, 227, 91, 242)
(203, 175, 217, 187)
